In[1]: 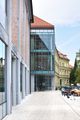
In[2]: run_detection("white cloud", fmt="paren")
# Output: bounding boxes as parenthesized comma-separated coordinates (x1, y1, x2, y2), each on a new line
(32, 0, 80, 25)
(32, 0, 80, 65)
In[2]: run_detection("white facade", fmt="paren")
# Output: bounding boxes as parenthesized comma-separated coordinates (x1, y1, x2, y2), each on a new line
(0, 0, 33, 119)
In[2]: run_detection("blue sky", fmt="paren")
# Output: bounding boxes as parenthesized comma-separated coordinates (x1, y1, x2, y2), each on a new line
(55, 23, 80, 65)
(0, 0, 80, 65)
(32, 0, 80, 65)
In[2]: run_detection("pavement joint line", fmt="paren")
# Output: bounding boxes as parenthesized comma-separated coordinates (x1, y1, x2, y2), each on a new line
(3, 91, 80, 120)
(62, 95, 80, 119)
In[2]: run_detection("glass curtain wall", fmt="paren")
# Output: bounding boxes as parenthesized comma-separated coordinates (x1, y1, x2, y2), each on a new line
(31, 29, 54, 91)
(0, 39, 7, 120)
(31, 52, 51, 71)
(31, 29, 54, 72)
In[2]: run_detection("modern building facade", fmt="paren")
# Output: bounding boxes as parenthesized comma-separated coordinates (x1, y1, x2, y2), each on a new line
(0, 0, 33, 119)
(76, 49, 80, 68)
(55, 48, 72, 89)
(30, 16, 55, 92)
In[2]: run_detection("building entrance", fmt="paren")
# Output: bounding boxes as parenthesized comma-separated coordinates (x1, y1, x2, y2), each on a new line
(35, 75, 52, 91)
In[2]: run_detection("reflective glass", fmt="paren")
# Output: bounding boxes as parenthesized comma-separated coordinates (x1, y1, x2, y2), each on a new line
(31, 52, 54, 71)
(31, 29, 54, 91)
(31, 32, 54, 51)
(0, 39, 7, 120)
(0, 105, 2, 119)
(35, 75, 52, 91)
(20, 63, 23, 99)
(2, 103, 7, 117)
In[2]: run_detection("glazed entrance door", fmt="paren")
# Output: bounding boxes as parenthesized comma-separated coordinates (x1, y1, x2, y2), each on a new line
(35, 75, 51, 91)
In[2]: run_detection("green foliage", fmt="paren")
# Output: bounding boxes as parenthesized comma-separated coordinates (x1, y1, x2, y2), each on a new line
(75, 68, 80, 83)
(69, 59, 77, 84)
(69, 68, 76, 84)
(74, 58, 77, 69)
(70, 58, 80, 84)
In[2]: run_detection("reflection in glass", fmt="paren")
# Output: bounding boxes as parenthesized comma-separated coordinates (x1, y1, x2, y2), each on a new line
(31, 29, 54, 91)
(31, 31, 54, 51)
(0, 39, 7, 120)
(35, 75, 51, 91)
(2, 103, 7, 117)
(31, 52, 53, 71)
(0, 105, 2, 119)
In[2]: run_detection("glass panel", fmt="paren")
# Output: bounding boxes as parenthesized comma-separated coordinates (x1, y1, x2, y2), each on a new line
(20, 63, 22, 99)
(35, 75, 51, 91)
(0, 39, 7, 120)
(31, 52, 52, 71)
(31, 31, 54, 51)
(0, 105, 2, 119)
(0, 40, 6, 103)
(2, 103, 6, 117)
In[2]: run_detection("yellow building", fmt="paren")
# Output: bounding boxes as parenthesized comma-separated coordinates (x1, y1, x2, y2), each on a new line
(55, 48, 72, 89)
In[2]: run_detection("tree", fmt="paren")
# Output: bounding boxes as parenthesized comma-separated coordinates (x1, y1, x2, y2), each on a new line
(74, 58, 77, 70)
(69, 68, 76, 84)
(69, 59, 77, 84)
(75, 68, 80, 83)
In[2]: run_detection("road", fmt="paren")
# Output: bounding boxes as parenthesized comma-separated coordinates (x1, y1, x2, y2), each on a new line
(4, 91, 80, 120)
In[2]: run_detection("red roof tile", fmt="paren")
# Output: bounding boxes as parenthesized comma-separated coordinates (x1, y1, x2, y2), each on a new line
(31, 16, 54, 29)
(58, 50, 69, 60)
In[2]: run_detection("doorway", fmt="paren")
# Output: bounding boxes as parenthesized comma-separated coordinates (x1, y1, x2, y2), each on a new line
(35, 75, 52, 91)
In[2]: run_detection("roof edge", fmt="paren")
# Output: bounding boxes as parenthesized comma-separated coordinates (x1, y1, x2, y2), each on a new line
(31, 16, 54, 29)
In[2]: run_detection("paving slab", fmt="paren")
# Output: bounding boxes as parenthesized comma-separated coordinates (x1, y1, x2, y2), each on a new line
(3, 91, 80, 120)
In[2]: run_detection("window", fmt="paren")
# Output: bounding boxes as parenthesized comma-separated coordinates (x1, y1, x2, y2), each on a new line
(31, 52, 52, 71)
(62, 63, 64, 66)
(31, 29, 54, 72)
(0, 39, 7, 120)
(20, 63, 23, 98)
(31, 30, 54, 51)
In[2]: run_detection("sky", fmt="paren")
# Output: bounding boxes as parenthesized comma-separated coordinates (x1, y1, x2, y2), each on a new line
(32, 0, 80, 65)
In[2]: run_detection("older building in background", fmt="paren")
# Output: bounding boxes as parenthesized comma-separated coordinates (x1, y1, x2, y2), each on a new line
(30, 16, 55, 92)
(0, 0, 33, 119)
(55, 48, 72, 89)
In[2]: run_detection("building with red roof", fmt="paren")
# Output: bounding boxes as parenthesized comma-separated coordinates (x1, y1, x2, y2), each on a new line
(30, 16, 55, 91)
(31, 16, 54, 29)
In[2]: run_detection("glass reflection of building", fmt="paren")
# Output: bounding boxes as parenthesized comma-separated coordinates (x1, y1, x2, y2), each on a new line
(0, 40, 7, 120)
(30, 16, 55, 91)
(0, 0, 7, 119)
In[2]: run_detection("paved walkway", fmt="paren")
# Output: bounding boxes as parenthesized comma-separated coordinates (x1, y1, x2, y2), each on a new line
(4, 91, 80, 120)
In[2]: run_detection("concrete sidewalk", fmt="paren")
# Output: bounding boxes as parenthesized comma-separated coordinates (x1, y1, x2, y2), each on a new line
(3, 91, 80, 120)
(62, 94, 80, 117)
